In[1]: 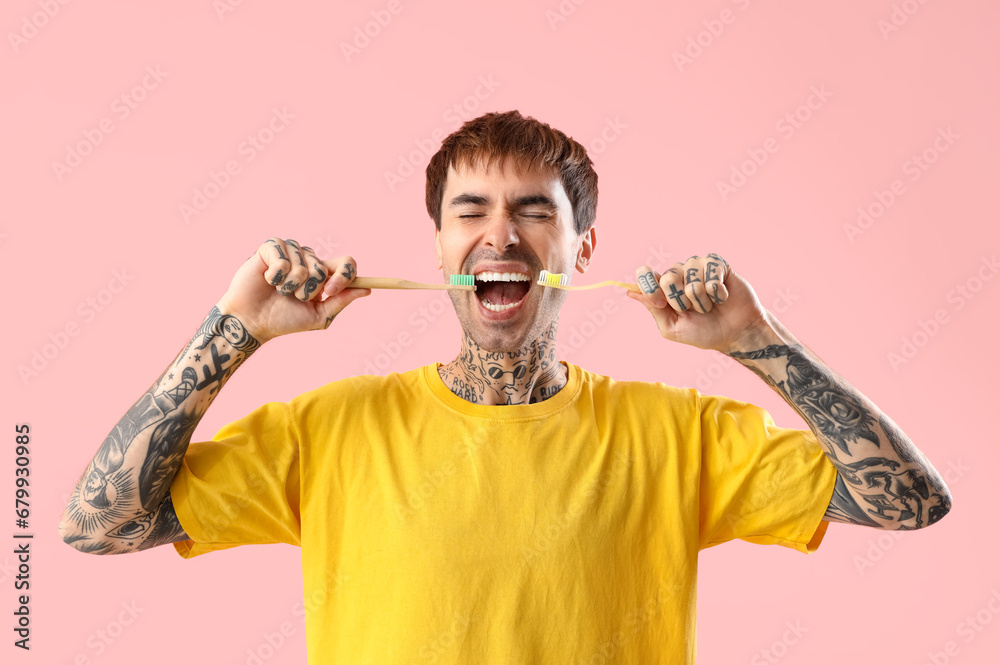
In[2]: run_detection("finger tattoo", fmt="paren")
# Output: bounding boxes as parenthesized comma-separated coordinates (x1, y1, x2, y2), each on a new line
(709, 282, 723, 304)
(666, 284, 687, 311)
(705, 261, 720, 283)
(638, 272, 658, 294)
(303, 263, 327, 298)
(707, 252, 729, 269)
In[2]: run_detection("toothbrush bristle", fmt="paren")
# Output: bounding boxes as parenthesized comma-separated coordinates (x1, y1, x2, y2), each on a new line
(449, 274, 475, 286)
(538, 270, 570, 287)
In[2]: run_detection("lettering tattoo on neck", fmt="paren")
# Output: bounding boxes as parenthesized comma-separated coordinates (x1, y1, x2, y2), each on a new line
(439, 323, 566, 406)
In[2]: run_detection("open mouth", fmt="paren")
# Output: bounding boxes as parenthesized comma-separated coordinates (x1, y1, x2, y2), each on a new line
(474, 271, 532, 313)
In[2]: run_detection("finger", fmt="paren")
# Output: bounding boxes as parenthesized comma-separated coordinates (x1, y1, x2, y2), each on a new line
(322, 256, 359, 297)
(273, 238, 309, 297)
(261, 238, 294, 290)
(295, 247, 329, 302)
(704, 254, 730, 306)
(659, 264, 691, 314)
(315, 285, 371, 329)
(681, 260, 712, 313)
(635, 265, 667, 308)
(706, 252, 730, 272)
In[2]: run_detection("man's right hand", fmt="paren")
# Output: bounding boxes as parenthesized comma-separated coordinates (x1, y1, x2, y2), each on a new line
(216, 237, 371, 343)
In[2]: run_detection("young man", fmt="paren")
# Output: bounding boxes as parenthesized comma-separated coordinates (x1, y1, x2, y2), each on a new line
(60, 111, 951, 664)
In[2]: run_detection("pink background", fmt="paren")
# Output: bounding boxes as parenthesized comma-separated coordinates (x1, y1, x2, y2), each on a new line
(3, 0, 997, 662)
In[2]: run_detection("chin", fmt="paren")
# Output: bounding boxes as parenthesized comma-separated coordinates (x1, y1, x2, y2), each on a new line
(469, 326, 529, 353)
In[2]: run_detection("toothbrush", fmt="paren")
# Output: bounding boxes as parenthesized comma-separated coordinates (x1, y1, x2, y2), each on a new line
(537, 270, 640, 292)
(345, 275, 476, 291)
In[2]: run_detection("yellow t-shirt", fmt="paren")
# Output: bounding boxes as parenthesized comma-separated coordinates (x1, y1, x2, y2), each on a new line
(170, 361, 837, 664)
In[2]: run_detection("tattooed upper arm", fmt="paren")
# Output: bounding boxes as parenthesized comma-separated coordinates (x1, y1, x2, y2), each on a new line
(130, 491, 191, 552)
(822, 474, 883, 528)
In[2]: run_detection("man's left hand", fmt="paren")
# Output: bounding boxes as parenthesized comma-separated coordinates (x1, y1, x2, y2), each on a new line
(625, 253, 770, 353)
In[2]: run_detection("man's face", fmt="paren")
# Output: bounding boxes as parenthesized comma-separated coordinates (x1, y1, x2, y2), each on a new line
(435, 159, 596, 352)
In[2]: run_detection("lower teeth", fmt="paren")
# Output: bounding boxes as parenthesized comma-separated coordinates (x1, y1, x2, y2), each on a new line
(480, 299, 518, 312)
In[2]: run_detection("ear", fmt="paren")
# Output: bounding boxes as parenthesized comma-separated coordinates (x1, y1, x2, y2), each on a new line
(575, 226, 597, 273)
(434, 226, 443, 269)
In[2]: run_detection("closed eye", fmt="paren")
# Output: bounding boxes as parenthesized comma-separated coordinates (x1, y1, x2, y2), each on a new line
(457, 214, 550, 219)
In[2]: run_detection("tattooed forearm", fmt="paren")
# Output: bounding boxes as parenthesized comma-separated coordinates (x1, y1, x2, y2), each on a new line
(60, 306, 262, 554)
(137, 411, 198, 510)
(727, 341, 952, 530)
(61, 491, 187, 555)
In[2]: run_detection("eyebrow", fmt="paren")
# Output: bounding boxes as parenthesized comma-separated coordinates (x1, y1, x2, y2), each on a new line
(448, 193, 558, 210)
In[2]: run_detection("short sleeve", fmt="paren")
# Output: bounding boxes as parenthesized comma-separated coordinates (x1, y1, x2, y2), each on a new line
(169, 401, 301, 558)
(697, 392, 838, 554)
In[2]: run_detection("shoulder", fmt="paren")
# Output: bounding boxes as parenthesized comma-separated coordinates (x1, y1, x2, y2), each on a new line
(568, 362, 699, 410)
(286, 364, 430, 415)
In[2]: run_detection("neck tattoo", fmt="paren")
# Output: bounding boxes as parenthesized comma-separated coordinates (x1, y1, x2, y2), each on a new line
(438, 323, 567, 406)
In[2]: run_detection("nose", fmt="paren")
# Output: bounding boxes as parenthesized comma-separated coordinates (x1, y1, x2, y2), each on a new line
(482, 213, 519, 251)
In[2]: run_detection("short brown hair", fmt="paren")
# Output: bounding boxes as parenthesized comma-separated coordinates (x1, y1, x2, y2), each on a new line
(425, 110, 598, 235)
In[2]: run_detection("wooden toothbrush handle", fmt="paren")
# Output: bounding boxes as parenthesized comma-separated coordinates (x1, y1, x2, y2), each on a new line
(347, 277, 474, 291)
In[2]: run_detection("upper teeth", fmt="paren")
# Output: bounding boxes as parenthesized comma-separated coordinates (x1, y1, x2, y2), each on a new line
(475, 272, 531, 282)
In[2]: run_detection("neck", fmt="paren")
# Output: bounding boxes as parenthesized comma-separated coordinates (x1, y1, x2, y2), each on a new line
(438, 323, 568, 406)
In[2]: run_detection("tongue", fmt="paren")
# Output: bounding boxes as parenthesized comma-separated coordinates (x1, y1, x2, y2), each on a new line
(481, 281, 529, 305)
